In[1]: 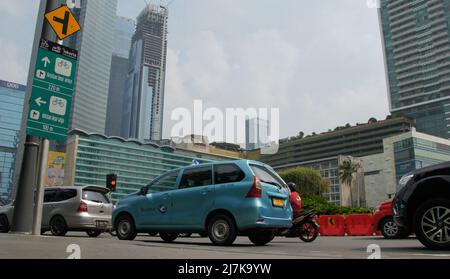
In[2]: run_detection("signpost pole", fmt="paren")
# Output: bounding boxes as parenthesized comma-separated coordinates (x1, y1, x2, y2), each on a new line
(11, 0, 48, 234)
(11, 136, 40, 233)
(30, 0, 65, 236)
(32, 138, 49, 235)
(11, 0, 61, 234)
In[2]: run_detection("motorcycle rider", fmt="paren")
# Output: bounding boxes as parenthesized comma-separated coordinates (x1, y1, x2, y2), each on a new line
(288, 182, 302, 219)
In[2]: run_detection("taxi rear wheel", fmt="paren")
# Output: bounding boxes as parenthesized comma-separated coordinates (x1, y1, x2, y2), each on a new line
(208, 215, 237, 246)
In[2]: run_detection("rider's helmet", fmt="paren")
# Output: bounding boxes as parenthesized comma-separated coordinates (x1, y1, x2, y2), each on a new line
(287, 182, 297, 193)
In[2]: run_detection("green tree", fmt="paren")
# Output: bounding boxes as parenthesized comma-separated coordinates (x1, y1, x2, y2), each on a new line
(339, 160, 359, 207)
(278, 167, 329, 198)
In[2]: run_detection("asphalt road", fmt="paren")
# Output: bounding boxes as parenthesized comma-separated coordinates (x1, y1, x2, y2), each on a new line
(0, 233, 449, 259)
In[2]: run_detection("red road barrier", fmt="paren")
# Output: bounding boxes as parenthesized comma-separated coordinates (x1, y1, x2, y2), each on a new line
(318, 215, 346, 236)
(345, 214, 374, 236)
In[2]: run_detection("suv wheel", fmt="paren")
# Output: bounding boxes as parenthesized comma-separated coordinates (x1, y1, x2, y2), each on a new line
(248, 231, 274, 246)
(208, 215, 237, 246)
(0, 214, 10, 233)
(160, 233, 178, 242)
(380, 217, 400, 239)
(86, 230, 102, 238)
(116, 215, 137, 241)
(414, 199, 450, 250)
(50, 216, 68, 236)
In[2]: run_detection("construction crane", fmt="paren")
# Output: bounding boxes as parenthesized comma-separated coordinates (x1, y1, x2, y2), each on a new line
(161, 0, 176, 9)
(166, 0, 176, 7)
(143, 0, 176, 10)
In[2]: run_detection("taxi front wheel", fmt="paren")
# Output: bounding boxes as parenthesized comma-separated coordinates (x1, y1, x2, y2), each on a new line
(116, 215, 137, 241)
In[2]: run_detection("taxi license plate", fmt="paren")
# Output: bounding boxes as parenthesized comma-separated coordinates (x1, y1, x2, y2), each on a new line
(96, 221, 108, 229)
(272, 198, 284, 208)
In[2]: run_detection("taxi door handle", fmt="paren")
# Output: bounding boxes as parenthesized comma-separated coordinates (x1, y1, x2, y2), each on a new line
(201, 189, 212, 195)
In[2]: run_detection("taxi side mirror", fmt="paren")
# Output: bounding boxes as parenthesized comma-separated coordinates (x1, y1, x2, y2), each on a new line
(139, 187, 148, 196)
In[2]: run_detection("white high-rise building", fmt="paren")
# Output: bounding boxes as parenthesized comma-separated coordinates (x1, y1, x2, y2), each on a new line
(122, 5, 168, 141)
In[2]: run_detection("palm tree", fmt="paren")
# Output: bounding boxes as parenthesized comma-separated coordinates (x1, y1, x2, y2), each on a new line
(339, 160, 358, 207)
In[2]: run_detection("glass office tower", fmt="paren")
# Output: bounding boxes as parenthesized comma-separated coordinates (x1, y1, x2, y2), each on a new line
(105, 16, 135, 137)
(379, 0, 450, 139)
(0, 80, 25, 202)
(65, 0, 118, 134)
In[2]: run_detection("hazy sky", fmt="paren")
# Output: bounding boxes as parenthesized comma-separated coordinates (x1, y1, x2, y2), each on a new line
(0, 0, 389, 140)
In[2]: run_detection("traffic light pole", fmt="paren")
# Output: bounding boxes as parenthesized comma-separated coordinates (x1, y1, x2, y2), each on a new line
(11, 0, 57, 234)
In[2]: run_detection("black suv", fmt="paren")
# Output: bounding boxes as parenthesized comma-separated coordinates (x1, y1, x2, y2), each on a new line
(393, 161, 450, 250)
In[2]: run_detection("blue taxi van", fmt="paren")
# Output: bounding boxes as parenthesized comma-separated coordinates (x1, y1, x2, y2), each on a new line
(112, 160, 292, 246)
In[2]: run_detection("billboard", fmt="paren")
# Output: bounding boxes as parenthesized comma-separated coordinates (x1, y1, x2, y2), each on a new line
(46, 152, 66, 187)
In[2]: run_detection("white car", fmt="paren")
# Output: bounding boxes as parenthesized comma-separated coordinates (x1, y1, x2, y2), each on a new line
(0, 186, 113, 237)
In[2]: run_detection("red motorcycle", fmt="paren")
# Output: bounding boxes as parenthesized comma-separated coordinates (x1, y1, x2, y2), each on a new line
(276, 210, 320, 242)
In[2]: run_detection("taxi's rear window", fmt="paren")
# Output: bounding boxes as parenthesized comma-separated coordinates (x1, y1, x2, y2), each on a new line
(250, 164, 285, 186)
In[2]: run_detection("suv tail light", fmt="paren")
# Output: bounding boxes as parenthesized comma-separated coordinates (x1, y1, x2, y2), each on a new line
(78, 200, 88, 212)
(246, 176, 262, 198)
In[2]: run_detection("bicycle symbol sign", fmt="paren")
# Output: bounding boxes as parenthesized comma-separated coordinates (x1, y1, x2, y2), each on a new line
(26, 38, 78, 142)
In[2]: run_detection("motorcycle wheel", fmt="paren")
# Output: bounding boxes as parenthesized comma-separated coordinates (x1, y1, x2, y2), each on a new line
(299, 221, 319, 243)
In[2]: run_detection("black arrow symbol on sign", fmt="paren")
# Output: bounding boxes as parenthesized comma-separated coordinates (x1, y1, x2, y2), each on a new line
(53, 11, 70, 35)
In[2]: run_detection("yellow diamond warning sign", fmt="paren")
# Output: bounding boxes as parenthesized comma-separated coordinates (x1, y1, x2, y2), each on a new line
(45, 5, 81, 40)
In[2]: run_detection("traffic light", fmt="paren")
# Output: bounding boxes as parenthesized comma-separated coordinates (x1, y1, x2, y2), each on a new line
(106, 174, 117, 192)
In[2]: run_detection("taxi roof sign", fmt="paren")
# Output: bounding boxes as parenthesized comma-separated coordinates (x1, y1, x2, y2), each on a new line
(45, 5, 81, 40)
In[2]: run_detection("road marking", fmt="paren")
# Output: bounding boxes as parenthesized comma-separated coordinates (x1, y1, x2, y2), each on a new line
(412, 254, 450, 257)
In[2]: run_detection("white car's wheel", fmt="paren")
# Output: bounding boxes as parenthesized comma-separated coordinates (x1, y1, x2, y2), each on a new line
(0, 214, 10, 233)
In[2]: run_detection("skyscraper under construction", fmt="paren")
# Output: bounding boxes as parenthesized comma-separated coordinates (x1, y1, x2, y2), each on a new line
(122, 4, 168, 141)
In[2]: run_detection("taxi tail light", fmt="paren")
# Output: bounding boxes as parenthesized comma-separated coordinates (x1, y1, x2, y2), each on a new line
(78, 200, 88, 212)
(246, 176, 262, 198)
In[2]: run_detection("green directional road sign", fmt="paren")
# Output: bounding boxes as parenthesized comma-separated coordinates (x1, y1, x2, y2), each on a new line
(26, 38, 78, 142)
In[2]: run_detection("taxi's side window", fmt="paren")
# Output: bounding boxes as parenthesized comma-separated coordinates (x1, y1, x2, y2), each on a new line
(179, 166, 213, 189)
(149, 171, 180, 193)
(214, 164, 245, 185)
